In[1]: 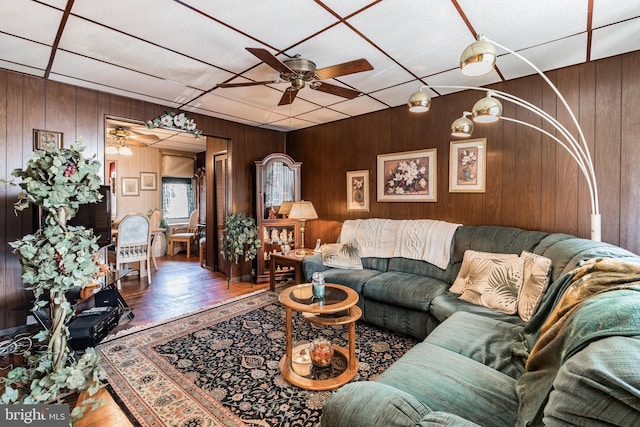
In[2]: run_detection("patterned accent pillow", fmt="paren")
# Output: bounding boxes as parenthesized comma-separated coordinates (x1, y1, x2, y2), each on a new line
(450, 250, 519, 294)
(459, 256, 525, 314)
(321, 241, 363, 270)
(518, 251, 553, 321)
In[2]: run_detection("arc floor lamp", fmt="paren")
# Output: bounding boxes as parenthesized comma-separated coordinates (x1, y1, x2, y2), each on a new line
(408, 35, 601, 241)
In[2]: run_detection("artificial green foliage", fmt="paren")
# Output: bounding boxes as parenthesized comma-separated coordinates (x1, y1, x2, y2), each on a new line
(220, 212, 261, 264)
(1, 143, 107, 423)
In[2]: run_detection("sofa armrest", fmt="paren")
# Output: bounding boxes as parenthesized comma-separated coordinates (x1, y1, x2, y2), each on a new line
(301, 254, 330, 281)
(320, 382, 431, 427)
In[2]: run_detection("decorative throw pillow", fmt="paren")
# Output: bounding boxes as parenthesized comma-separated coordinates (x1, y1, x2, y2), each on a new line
(450, 250, 519, 294)
(458, 256, 525, 314)
(517, 251, 553, 322)
(321, 241, 363, 270)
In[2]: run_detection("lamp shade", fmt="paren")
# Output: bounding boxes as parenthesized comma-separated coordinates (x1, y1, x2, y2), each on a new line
(278, 201, 294, 216)
(472, 96, 502, 123)
(460, 39, 496, 76)
(106, 145, 119, 155)
(407, 89, 431, 113)
(451, 115, 474, 137)
(118, 145, 133, 156)
(288, 201, 318, 221)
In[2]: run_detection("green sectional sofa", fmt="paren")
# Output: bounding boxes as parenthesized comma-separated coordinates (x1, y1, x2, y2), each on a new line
(301, 224, 640, 426)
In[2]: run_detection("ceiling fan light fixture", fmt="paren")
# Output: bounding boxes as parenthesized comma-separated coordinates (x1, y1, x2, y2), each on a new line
(106, 145, 119, 155)
(460, 37, 497, 77)
(407, 88, 431, 113)
(472, 94, 502, 123)
(118, 145, 133, 156)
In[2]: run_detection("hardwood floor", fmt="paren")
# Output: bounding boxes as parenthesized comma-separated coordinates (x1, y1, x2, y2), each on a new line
(77, 253, 267, 427)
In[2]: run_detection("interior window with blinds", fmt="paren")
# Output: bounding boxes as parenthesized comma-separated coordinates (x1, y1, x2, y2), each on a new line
(161, 153, 195, 222)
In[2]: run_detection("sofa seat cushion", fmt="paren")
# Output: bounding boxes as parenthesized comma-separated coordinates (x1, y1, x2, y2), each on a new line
(425, 311, 526, 378)
(361, 271, 449, 312)
(430, 292, 527, 326)
(378, 342, 518, 427)
(322, 268, 384, 294)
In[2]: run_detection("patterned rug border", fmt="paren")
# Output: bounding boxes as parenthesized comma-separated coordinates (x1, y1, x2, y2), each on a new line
(102, 288, 268, 343)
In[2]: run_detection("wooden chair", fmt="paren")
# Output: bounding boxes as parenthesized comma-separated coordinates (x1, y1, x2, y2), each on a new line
(168, 210, 199, 258)
(110, 213, 152, 289)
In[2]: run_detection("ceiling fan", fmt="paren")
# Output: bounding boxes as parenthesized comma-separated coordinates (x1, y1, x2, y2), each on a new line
(106, 126, 159, 155)
(218, 48, 374, 105)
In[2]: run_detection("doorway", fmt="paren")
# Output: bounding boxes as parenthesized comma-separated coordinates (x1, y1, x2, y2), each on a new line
(211, 149, 229, 273)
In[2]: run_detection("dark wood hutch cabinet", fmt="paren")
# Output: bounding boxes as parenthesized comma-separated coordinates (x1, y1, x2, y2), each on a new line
(255, 153, 302, 282)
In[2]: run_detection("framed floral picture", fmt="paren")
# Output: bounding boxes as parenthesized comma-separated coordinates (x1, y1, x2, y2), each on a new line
(121, 177, 139, 196)
(140, 172, 157, 191)
(33, 129, 63, 150)
(346, 170, 369, 211)
(377, 148, 437, 202)
(449, 138, 486, 193)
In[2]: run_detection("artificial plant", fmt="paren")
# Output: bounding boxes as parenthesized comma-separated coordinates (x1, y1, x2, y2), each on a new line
(220, 212, 261, 287)
(1, 143, 107, 422)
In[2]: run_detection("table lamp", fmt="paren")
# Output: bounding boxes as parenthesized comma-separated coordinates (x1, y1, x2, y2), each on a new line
(288, 201, 318, 256)
(278, 201, 294, 218)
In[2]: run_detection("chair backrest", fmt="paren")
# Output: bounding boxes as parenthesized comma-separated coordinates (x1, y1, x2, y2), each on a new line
(187, 210, 199, 232)
(149, 210, 162, 230)
(118, 214, 150, 245)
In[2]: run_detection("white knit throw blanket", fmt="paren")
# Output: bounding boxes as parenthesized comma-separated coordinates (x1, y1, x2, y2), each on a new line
(339, 218, 461, 269)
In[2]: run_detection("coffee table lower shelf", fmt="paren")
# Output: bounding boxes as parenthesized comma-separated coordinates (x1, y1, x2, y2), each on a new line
(279, 344, 358, 391)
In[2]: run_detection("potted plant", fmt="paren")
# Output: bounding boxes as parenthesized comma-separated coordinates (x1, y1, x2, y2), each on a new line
(1, 143, 107, 422)
(220, 213, 261, 287)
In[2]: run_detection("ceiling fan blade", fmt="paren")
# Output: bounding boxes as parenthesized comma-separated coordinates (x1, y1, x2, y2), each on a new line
(129, 134, 159, 142)
(314, 58, 374, 80)
(126, 140, 148, 147)
(312, 82, 363, 99)
(278, 89, 299, 106)
(218, 80, 282, 88)
(246, 47, 294, 75)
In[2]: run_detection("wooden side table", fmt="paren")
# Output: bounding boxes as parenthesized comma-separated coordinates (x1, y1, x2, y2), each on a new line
(269, 250, 312, 291)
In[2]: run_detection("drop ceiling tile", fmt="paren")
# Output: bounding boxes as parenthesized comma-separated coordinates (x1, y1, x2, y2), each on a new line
(195, 92, 289, 125)
(348, 0, 471, 78)
(495, 34, 587, 80)
(212, 83, 318, 116)
(69, 0, 261, 75)
(0, 35, 52, 72)
(372, 81, 427, 108)
(591, 18, 640, 61)
(422, 69, 501, 95)
(325, 95, 388, 117)
(263, 116, 317, 132)
(321, 0, 379, 18)
(0, 61, 44, 77)
(58, 16, 234, 90)
(592, 0, 640, 27)
(51, 51, 204, 103)
(181, 0, 338, 49)
(288, 23, 414, 93)
(296, 107, 349, 124)
(459, 0, 587, 52)
(0, 0, 62, 45)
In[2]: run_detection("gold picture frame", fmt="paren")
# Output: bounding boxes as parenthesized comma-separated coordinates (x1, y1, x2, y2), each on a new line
(346, 170, 370, 211)
(449, 138, 487, 193)
(140, 172, 157, 191)
(121, 177, 139, 196)
(377, 149, 437, 202)
(33, 129, 63, 150)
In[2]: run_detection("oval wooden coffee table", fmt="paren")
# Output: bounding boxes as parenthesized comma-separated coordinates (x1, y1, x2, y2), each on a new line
(278, 283, 361, 390)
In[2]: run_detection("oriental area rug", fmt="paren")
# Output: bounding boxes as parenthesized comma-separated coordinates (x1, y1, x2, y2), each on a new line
(98, 289, 417, 427)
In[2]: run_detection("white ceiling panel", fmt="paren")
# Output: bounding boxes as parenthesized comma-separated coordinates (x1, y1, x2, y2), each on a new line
(51, 51, 204, 103)
(496, 34, 588, 80)
(0, 35, 51, 73)
(592, 0, 640, 27)
(348, 0, 470, 78)
(591, 18, 640, 61)
(0, 0, 62, 45)
(182, 0, 338, 49)
(459, 0, 587, 52)
(0, 0, 636, 147)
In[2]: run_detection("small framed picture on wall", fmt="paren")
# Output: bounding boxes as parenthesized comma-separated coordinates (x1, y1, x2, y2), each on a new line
(33, 129, 63, 150)
(121, 177, 139, 196)
(346, 170, 369, 211)
(449, 138, 486, 193)
(140, 172, 157, 191)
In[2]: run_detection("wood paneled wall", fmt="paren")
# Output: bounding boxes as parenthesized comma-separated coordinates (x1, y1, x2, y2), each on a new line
(287, 51, 640, 254)
(0, 69, 284, 330)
